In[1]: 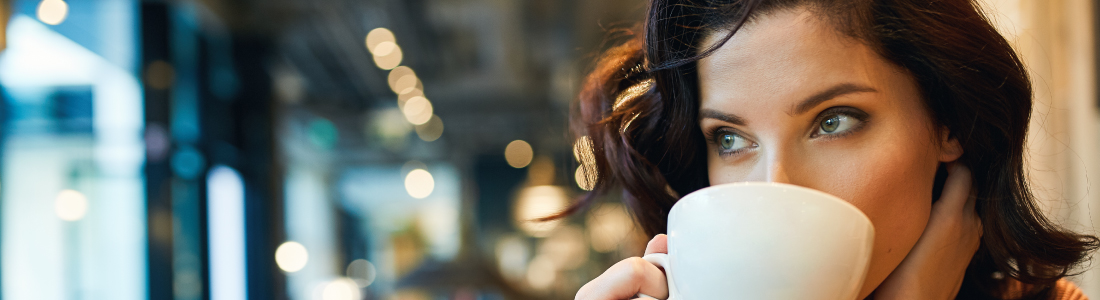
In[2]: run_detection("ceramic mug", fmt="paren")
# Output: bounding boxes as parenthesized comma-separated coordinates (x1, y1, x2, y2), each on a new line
(640, 182, 875, 300)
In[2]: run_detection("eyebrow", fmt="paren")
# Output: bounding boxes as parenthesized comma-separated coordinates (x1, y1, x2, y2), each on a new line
(790, 83, 877, 115)
(699, 83, 877, 125)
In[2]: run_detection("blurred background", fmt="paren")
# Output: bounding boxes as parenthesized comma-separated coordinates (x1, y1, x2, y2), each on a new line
(2, 0, 1100, 299)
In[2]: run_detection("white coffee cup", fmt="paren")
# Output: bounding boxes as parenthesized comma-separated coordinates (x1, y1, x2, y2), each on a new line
(641, 182, 874, 300)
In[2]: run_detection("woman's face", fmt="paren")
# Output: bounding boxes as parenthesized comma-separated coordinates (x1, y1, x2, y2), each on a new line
(697, 8, 961, 298)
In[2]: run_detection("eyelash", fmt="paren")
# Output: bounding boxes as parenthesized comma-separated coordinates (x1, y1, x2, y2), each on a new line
(703, 106, 870, 157)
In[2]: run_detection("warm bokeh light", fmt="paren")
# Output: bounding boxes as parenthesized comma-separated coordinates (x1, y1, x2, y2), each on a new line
(372, 45, 403, 70)
(321, 278, 361, 300)
(346, 259, 377, 288)
(398, 88, 425, 109)
(388, 67, 417, 92)
(514, 185, 568, 237)
(274, 241, 309, 273)
(414, 115, 444, 142)
(402, 96, 433, 125)
(55, 189, 88, 221)
(504, 140, 534, 168)
(585, 203, 634, 253)
(36, 0, 68, 25)
(404, 169, 435, 199)
(392, 74, 420, 95)
(365, 28, 396, 54)
(538, 225, 588, 270)
(526, 255, 557, 291)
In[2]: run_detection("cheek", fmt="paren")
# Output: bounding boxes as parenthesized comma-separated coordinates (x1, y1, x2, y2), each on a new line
(805, 130, 939, 291)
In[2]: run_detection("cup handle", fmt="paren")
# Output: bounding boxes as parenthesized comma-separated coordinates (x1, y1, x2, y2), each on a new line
(642, 253, 678, 300)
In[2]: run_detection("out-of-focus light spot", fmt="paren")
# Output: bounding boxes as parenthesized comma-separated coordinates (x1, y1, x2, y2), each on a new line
(575, 165, 596, 191)
(366, 28, 396, 53)
(405, 169, 435, 199)
(275, 241, 308, 273)
(171, 147, 206, 180)
(308, 118, 339, 150)
(372, 41, 397, 56)
(145, 60, 175, 90)
(207, 166, 247, 300)
(372, 45, 403, 70)
(514, 185, 568, 237)
(145, 124, 171, 162)
(496, 235, 530, 282)
(402, 96, 433, 125)
(539, 225, 588, 270)
(36, 0, 68, 25)
(388, 66, 416, 91)
(392, 74, 420, 95)
(414, 115, 444, 142)
(398, 89, 425, 109)
(504, 140, 534, 168)
(585, 203, 633, 253)
(55, 189, 88, 221)
(526, 255, 557, 291)
(346, 259, 377, 288)
(321, 278, 361, 300)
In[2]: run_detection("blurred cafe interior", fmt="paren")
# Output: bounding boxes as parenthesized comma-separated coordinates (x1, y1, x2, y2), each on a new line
(5, 0, 1100, 299)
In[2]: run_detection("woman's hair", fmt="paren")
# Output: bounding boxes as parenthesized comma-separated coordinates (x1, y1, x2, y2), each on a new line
(566, 0, 1099, 298)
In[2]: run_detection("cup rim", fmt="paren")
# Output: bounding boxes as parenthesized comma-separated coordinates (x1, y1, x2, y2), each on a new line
(678, 182, 872, 226)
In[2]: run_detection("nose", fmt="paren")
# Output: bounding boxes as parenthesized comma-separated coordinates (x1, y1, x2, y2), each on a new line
(766, 158, 792, 184)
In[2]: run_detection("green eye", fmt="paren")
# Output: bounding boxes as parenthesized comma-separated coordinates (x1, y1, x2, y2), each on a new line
(821, 116, 840, 133)
(718, 133, 750, 151)
(818, 114, 856, 135)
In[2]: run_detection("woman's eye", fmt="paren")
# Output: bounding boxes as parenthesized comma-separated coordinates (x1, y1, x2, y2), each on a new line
(817, 114, 859, 135)
(718, 133, 751, 151)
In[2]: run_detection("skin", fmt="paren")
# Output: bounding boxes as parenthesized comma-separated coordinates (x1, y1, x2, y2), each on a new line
(576, 8, 982, 300)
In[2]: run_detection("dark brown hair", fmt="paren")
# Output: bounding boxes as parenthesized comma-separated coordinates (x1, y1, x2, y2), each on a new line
(566, 0, 1099, 299)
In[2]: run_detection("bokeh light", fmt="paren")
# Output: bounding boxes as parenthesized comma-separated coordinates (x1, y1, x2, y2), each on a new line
(365, 28, 396, 54)
(504, 140, 534, 168)
(307, 118, 339, 150)
(414, 115, 444, 142)
(274, 241, 309, 273)
(526, 255, 557, 291)
(346, 259, 377, 288)
(372, 45, 403, 70)
(55, 189, 88, 221)
(321, 278, 361, 300)
(405, 169, 435, 199)
(538, 225, 588, 270)
(402, 96, 433, 125)
(513, 185, 568, 237)
(145, 60, 175, 90)
(36, 0, 68, 25)
(398, 88, 425, 109)
(585, 203, 634, 253)
(387, 66, 418, 94)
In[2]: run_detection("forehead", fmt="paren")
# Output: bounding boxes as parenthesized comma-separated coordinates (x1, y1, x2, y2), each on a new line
(697, 8, 885, 111)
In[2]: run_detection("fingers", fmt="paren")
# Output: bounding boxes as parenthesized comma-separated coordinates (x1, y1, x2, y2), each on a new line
(937, 162, 973, 212)
(575, 257, 669, 300)
(644, 234, 668, 256)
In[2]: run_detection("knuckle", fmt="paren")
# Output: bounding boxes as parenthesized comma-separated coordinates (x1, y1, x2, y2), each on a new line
(622, 257, 653, 282)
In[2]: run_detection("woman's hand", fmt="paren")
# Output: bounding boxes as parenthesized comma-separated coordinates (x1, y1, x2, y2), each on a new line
(576, 234, 670, 300)
(872, 163, 982, 299)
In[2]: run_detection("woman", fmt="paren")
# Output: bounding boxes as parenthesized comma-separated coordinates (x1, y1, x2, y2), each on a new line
(566, 0, 1100, 299)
